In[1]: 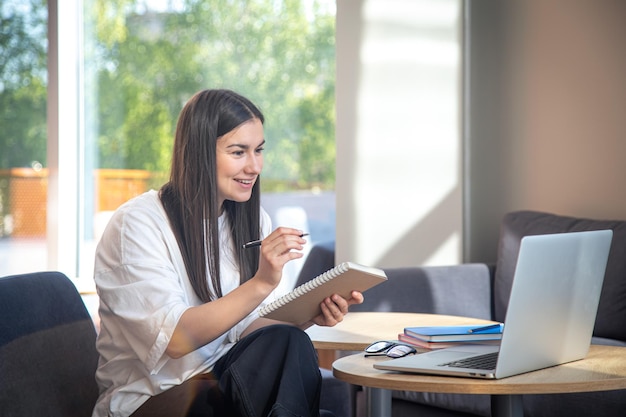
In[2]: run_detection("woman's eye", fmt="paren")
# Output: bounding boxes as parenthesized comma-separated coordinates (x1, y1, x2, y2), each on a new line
(255, 147, 265, 154)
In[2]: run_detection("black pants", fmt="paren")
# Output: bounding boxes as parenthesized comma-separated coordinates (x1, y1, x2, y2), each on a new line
(132, 324, 328, 417)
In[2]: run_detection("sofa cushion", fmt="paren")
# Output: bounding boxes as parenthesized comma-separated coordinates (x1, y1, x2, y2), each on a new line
(319, 368, 352, 417)
(350, 265, 494, 320)
(495, 210, 626, 342)
(523, 390, 626, 417)
(392, 391, 490, 417)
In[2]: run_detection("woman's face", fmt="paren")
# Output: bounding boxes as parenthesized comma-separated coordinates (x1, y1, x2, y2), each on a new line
(215, 118, 265, 209)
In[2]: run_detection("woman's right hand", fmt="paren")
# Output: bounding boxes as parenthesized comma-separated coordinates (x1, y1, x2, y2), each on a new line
(254, 227, 308, 289)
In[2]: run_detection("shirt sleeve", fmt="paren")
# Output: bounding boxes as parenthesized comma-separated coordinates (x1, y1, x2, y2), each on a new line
(95, 202, 195, 373)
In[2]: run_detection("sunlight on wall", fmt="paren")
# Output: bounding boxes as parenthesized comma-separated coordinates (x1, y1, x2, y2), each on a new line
(337, 0, 462, 267)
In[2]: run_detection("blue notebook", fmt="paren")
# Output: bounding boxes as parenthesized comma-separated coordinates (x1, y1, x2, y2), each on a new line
(404, 324, 503, 342)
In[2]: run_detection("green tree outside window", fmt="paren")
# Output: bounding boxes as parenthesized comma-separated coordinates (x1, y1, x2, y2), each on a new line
(1, 0, 336, 192)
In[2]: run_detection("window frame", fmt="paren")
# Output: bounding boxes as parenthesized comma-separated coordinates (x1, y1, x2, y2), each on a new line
(47, 0, 84, 285)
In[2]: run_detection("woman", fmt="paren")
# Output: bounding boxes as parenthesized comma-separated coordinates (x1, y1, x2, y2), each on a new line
(92, 89, 363, 417)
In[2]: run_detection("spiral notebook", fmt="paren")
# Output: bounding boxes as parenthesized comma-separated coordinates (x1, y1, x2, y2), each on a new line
(258, 261, 387, 325)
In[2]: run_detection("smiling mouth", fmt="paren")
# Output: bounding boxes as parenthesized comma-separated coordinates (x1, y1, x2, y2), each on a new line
(236, 179, 255, 185)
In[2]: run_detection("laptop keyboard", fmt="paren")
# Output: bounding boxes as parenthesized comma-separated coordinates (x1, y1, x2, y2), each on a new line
(439, 352, 498, 370)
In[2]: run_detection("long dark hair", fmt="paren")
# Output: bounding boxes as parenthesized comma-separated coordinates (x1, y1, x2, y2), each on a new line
(160, 89, 264, 302)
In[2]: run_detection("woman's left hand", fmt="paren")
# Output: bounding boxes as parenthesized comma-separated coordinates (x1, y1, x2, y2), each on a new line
(308, 290, 364, 327)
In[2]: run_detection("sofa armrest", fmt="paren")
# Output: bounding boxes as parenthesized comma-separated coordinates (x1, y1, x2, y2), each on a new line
(296, 240, 336, 288)
(350, 264, 495, 321)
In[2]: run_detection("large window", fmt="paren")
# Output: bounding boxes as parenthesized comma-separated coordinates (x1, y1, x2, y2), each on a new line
(0, 0, 336, 288)
(0, 0, 48, 274)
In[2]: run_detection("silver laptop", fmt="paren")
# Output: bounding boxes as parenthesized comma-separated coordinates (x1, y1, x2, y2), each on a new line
(374, 230, 613, 379)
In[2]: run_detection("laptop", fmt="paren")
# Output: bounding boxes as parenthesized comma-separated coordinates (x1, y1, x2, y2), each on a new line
(374, 229, 613, 379)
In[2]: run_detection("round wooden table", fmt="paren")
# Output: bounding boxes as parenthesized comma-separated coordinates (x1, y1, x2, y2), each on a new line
(305, 312, 498, 416)
(333, 345, 626, 417)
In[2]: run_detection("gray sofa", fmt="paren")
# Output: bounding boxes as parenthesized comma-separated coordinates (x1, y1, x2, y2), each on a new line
(307, 210, 626, 417)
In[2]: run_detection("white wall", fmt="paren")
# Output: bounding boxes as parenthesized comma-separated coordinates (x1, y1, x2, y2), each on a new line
(466, 0, 626, 263)
(337, 0, 626, 267)
(335, 0, 463, 267)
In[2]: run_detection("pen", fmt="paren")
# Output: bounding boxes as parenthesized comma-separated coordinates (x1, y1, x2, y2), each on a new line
(242, 233, 309, 249)
(467, 323, 502, 334)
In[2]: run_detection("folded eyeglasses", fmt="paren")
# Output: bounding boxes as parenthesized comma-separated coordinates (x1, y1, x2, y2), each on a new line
(364, 340, 417, 358)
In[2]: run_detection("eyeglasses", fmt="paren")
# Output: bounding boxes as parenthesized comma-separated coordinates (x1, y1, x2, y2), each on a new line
(364, 340, 417, 358)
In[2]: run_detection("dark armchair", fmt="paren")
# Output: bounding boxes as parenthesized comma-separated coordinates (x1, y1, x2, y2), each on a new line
(0, 271, 100, 417)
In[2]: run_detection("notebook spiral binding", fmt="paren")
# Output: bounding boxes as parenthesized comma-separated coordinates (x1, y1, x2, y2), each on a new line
(258, 262, 350, 316)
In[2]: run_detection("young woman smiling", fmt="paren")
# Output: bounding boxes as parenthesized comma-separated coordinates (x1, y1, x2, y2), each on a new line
(92, 89, 363, 417)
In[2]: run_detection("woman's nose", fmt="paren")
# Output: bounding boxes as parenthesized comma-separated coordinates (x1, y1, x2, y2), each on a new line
(246, 154, 263, 173)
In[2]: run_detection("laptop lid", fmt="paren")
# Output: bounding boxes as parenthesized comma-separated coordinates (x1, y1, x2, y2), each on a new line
(374, 229, 613, 379)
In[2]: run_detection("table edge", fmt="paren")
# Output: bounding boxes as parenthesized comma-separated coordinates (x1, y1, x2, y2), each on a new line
(332, 347, 626, 395)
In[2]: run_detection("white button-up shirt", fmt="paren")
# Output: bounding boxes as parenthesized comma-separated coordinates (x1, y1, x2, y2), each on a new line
(92, 190, 273, 417)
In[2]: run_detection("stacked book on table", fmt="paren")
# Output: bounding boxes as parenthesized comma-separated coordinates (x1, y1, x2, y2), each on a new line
(398, 323, 504, 350)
